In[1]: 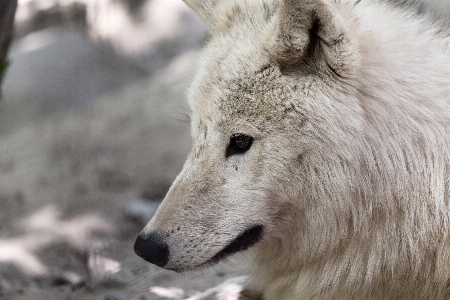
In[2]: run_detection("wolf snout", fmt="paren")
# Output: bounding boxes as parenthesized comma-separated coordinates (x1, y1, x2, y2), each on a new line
(134, 232, 169, 267)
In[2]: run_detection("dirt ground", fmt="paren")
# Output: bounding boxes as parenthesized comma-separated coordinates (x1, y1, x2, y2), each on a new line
(1, 0, 450, 299)
(0, 1, 247, 299)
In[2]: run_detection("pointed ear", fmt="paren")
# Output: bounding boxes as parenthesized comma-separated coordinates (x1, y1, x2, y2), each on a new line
(183, 0, 220, 32)
(268, 0, 359, 77)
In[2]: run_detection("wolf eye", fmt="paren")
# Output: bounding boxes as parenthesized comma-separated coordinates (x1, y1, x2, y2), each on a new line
(226, 134, 253, 157)
(234, 135, 251, 149)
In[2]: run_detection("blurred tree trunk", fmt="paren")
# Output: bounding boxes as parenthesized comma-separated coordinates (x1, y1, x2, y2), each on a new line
(0, 0, 18, 92)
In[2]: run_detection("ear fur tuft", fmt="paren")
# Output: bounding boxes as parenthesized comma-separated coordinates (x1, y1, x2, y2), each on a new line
(183, 0, 219, 31)
(269, 0, 360, 77)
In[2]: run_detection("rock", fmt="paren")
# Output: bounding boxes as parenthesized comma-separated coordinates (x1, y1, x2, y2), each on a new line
(149, 286, 184, 299)
(215, 270, 226, 277)
(40, 271, 85, 288)
(87, 251, 121, 284)
(103, 291, 127, 300)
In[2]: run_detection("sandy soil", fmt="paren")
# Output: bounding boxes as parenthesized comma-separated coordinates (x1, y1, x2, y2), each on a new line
(0, 2, 246, 299)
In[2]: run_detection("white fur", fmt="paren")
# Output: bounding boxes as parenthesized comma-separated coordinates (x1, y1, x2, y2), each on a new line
(141, 0, 450, 299)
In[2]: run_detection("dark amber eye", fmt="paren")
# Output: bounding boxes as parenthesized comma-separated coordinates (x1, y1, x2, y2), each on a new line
(234, 135, 251, 149)
(226, 134, 253, 157)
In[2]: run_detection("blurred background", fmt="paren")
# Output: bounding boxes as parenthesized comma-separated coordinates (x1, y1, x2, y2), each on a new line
(0, 0, 449, 299)
(0, 0, 247, 299)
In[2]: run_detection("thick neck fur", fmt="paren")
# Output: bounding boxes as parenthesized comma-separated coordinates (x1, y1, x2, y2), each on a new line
(249, 1, 450, 299)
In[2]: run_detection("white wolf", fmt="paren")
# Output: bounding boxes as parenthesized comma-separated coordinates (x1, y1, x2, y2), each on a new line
(135, 0, 450, 299)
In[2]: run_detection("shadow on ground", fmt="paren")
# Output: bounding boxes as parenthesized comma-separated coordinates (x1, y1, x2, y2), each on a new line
(0, 1, 247, 299)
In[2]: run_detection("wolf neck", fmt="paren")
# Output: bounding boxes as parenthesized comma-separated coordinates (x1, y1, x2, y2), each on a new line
(248, 3, 450, 300)
(251, 232, 450, 300)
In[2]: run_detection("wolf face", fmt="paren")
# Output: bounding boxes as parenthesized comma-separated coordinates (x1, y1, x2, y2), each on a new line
(135, 0, 364, 272)
(135, 0, 450, 298)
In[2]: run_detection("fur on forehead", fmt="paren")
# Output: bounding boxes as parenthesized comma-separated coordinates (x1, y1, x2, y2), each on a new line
(187, 53, 323, 136)
(187, 40, 304, 134)
(185, 18, 281, 131)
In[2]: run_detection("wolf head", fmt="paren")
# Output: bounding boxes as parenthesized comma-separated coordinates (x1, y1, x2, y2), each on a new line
(135, 0, 363, 272)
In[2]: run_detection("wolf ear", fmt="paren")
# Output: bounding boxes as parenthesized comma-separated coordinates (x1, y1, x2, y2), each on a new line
(269, 0, 359, 77)
(183, 0, 221, 32)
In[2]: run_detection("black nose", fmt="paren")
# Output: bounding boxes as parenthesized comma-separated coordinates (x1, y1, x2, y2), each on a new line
(134, 232, 169, 267)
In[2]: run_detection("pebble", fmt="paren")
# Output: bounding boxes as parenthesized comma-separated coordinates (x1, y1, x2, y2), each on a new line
(50, 271, 85, 288)
(215, 270, 227, 277)
(87, 251, 121, 284)
(103, 291, 127, 300)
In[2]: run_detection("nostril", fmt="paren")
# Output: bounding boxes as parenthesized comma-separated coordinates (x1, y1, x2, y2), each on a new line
(134, 232, 169, 268)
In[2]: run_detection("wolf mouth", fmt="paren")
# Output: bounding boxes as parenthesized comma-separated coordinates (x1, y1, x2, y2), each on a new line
(206, 224, 263, 264)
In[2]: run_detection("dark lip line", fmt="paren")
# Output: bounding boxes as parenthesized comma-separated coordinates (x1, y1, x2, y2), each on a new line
(202, 224, 264, 266)
(166, 224, 264, 273)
